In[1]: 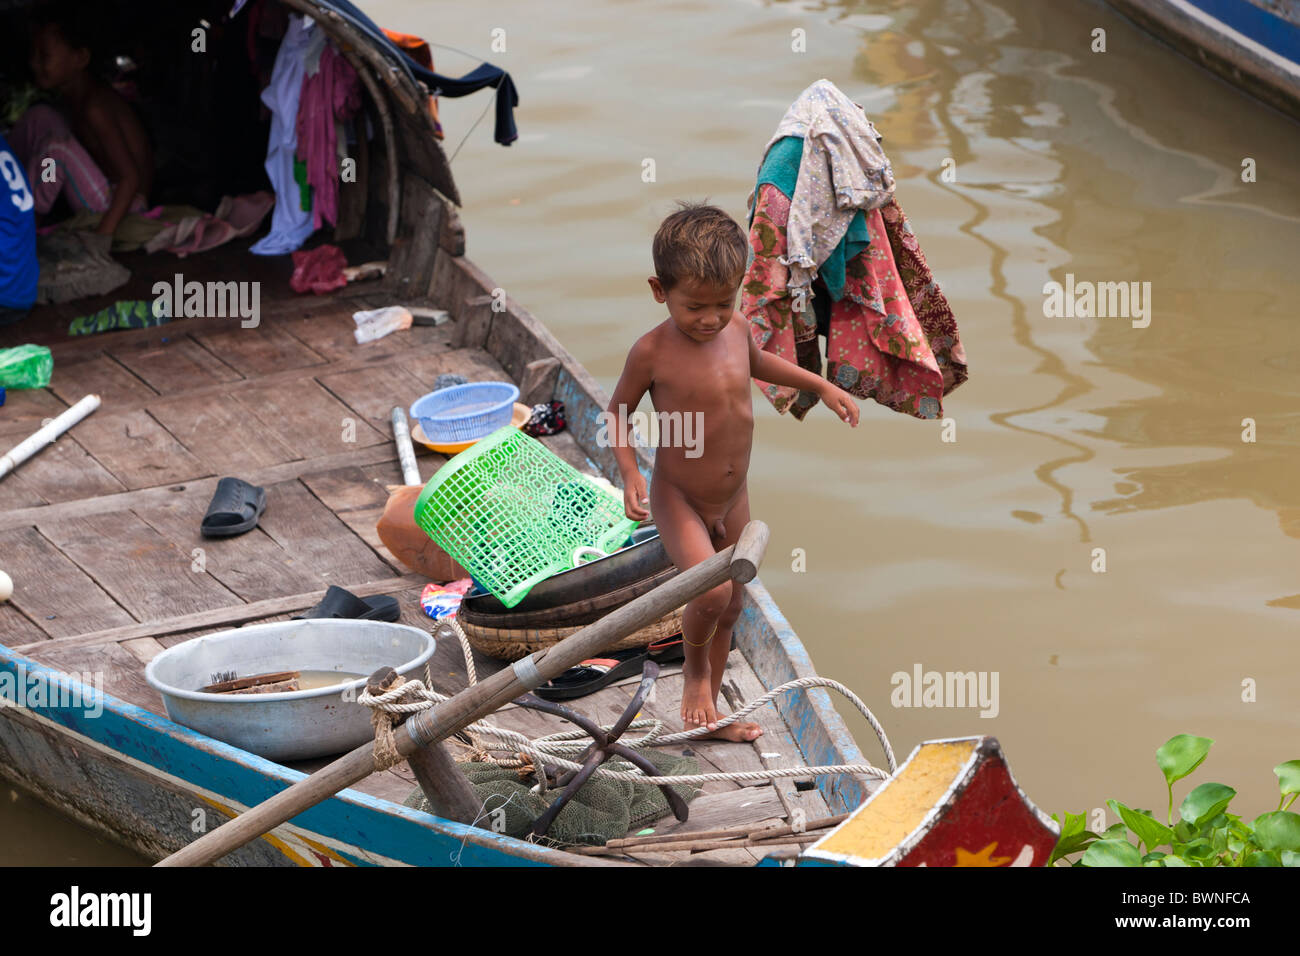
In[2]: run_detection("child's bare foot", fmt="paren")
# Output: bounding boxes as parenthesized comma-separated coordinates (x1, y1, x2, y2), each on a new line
(681, 670, 718, 731)
(700, 718, 764, 742)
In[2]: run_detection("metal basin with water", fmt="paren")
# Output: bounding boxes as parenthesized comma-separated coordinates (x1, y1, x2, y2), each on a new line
(145, 619, 435, 762)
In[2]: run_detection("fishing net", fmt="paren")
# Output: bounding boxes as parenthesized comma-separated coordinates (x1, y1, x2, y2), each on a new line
(403, 749, 701, 847)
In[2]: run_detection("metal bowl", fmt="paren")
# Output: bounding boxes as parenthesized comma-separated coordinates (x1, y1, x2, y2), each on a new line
(144, 619, 435, 762)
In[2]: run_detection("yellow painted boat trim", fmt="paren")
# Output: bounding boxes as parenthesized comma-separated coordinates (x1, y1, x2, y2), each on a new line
(812, 738, 979, 863)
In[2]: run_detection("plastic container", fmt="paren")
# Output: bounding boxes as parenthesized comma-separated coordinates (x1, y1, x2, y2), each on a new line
(0, 345, 52, 389)
(414, 425, 640, 608)
(410, 381, 519, 443)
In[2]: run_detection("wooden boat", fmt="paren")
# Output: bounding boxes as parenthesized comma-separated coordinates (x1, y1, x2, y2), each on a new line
(1103, 0, 1300, 120)
(0, 0, 1056, 866)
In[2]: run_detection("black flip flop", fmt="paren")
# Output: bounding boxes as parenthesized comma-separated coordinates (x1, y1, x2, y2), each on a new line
(200, 477, 266, 538)
(293, 585, 400, 623)
(535, 647, 646, 701)
(647, 634, 684, 665)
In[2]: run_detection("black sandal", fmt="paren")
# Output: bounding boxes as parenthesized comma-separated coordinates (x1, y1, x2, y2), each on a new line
(535, 647, 646, 701)
(293, 585, 400, 623)
(200, 477, 266, 538)
(647, 634, 684, 664)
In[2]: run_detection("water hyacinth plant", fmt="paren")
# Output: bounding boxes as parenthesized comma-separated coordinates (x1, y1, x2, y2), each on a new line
(1051, 735, 1300, 867)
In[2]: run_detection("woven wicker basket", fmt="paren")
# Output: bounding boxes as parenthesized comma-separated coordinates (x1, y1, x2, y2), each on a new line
(457, 606, 685, 662)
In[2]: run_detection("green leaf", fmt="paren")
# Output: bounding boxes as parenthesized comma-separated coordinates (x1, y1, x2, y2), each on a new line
(1281, 851, 1299, 868)
(1109, 800, 1174, 852)
(1082, 839, 1142, 867)
(1180, 783, 1236, 827)
(1252, 811, 1300, 852)
(1275, 760, 1300, 797)
(1049, 811, 1099, 863)
(1162, 854, 1190, 867)
(1244, 850, 1281, 867)
(1174, 838, 1217, 864)
(1157, 734, 1214, 787)
(1173, 820, 1195, 842)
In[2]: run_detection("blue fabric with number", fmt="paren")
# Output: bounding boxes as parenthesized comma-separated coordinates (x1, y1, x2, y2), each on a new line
(0, 133, 38, 311)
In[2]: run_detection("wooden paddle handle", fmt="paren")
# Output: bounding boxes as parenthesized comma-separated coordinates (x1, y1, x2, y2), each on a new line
(729, 520, 770, 584)
(155, 519, 770, 867)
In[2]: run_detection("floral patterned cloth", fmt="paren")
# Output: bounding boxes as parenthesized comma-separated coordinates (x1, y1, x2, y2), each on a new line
(742, 183, 968, 420)
(751, 79, 896, 296)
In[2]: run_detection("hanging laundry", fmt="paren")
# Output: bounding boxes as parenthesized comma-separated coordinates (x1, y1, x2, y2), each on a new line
(742, 85, 967, 422)
(749, 79, 896, 298)
(329, 0, 520, 145)
(296, 43, 361, 230)
(250, 13, 317, 256)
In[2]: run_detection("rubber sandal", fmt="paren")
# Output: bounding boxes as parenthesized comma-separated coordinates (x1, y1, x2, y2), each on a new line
(535, 648, 646, 701)
(647, 635, 684, 665)
(200, 477, 266, 538)
(292, 584, 400, 623)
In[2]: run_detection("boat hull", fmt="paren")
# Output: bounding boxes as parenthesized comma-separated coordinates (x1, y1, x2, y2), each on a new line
(1104, 0, 1300, 120)
(0, 648, 582, 866)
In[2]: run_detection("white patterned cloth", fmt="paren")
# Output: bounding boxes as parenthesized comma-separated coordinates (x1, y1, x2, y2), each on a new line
(751, 79, 896, 295)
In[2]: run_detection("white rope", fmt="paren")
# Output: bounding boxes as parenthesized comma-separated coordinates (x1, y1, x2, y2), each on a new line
(359, 618, 897, 788)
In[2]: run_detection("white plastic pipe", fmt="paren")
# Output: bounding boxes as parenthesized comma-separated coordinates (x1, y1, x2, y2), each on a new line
(0, 394, 101, 480)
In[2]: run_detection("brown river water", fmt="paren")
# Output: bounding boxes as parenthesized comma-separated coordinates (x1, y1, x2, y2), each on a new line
(4, 0, 1298, 864)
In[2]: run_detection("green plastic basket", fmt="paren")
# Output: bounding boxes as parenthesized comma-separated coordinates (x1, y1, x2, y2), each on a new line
(413, 425, 640, 608)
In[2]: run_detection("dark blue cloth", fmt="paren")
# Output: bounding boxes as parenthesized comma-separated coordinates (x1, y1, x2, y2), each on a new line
(0, 132, 37, 313)
(319, 1, 519, 145)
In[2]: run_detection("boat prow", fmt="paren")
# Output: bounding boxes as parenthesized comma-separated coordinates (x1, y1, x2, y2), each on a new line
(796, 736, 1059, 867)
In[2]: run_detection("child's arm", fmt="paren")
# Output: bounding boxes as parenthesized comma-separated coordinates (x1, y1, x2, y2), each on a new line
(744, 315, 859, 426)
(83, 98, 140, 237)
(607, 337, 654, 520)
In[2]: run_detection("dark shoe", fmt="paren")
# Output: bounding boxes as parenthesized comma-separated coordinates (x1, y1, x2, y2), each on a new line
(293, 584, 400, 622)
(200, 477, 266, 538)
(535, 647, 646, 701)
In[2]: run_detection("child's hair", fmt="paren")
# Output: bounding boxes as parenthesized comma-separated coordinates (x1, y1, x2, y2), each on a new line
(652, 202, 748, 290)
(31, 0, 104, 69)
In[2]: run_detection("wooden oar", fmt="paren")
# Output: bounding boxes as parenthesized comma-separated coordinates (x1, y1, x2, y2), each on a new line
(156, 519, 771, 867)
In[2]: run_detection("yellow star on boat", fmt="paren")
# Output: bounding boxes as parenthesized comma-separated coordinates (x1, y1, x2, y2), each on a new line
(954, 842, 1011, 867)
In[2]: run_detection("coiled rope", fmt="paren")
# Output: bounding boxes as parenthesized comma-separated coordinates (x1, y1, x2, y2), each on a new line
(359, 617, 896, 788)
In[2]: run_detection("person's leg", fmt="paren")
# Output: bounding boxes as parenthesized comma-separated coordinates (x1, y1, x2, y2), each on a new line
(701, 485, 763, 742)
(8, 104, 111, 214)
(649, 476, 733, 731)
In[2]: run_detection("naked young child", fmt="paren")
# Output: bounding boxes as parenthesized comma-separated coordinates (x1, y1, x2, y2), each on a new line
(607, 203, 859, 741)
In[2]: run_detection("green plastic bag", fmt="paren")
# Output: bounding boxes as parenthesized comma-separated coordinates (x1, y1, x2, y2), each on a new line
(0, 345, 53, 389)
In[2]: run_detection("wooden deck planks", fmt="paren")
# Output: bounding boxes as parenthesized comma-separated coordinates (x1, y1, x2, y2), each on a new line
(27, 639, 164, 714)
(0, 526, 136, 638)
(133, 489, 327, 604)
(47, 353, 158, 407)
(148, 395, 302, 474)
(37, 511, 240, 620)
(2, 436, 127, 504)
(232, 377, 389, 458)
(253, 479, 395, 587)
(189, 325, 328, 378)
(315, 362, 432, 435)
(71, 408, 210, 489)
(106, 335, 243, 395)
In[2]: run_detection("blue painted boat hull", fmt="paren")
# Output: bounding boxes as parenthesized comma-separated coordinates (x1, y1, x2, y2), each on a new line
(1104, 0, 1300, 119)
